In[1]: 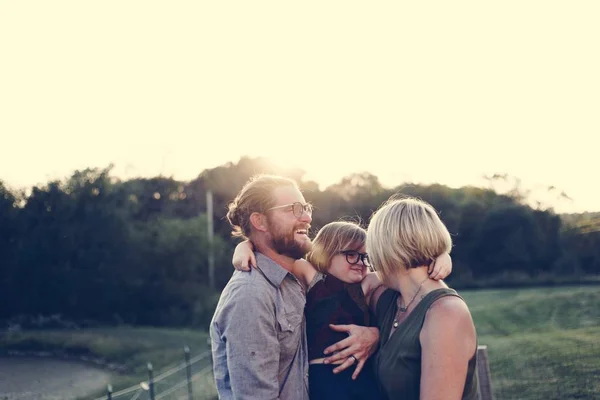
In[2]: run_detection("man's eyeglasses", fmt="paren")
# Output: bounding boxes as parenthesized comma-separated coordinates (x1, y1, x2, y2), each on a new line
(340, 250, 372, 269)
(267, 202, 313, 218)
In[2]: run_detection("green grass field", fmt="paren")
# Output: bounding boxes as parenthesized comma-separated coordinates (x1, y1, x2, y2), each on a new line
(0, 327, 217, 399)
(1, 285, 598, 399)
(461, 285, 600, 399)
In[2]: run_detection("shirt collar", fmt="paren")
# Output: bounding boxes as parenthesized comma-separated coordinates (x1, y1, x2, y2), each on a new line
(255, 252, 293, 287)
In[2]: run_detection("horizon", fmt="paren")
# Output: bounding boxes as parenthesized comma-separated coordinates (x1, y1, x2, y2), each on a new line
(0, 155, 593, 215)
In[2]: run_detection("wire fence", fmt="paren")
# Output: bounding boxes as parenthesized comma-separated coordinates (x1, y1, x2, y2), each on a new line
(91, 341, 598, 400)
(94, 346, 217, 400)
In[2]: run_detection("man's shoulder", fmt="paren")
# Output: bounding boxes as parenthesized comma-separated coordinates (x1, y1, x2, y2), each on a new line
(220, 270, 277, 302)
(229, 268, 276, 287)
(212, 270, 278, 330)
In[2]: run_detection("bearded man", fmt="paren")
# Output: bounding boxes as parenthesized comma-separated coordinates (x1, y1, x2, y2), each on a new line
(210, 174, 378, 400)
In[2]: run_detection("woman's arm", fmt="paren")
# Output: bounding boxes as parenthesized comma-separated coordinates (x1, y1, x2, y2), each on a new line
(419, 297, 477, 400)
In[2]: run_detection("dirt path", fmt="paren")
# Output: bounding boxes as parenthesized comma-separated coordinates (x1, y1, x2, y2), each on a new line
(0, 357, 111, 400)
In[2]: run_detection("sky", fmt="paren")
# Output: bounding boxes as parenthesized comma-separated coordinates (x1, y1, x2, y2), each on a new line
(1, 1, 598, 214)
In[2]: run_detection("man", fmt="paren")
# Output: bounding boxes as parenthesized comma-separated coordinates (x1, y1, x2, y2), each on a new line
(210, 174, 379, 399)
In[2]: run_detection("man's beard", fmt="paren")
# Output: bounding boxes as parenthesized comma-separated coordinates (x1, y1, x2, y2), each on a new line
(268, 221, 311, 260)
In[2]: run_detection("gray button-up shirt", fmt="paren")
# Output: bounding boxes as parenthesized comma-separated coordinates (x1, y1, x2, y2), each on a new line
(210, 253, 309, 400)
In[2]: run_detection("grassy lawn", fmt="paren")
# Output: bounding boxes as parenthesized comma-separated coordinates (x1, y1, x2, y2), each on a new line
(2, 285, 599, 399)
(0, 327, 217, 399)
(461, 285, 600, 399)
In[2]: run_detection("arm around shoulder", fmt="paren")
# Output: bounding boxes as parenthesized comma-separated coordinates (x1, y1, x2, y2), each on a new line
(361, 272, 383, 306)
(292, 258, 317, 288)
(232, 240, 256, 271)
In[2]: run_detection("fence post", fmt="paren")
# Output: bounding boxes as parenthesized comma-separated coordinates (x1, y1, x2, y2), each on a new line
(106, 384, 113, 400)
(477, 345, 494, 400)
(207, 189, 215, 289)
(185, 345, 193, 400)
(148, 362, 156, 400)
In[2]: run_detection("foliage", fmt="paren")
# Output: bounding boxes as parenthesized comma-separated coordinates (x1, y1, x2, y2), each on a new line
(0, 157, 599, 328)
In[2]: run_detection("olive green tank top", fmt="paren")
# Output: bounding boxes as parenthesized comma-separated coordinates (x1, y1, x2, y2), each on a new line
(374, 288, 479, 400)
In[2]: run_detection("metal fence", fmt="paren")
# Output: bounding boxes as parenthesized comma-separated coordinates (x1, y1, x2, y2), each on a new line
(92, 341, 598, 400)
(94, 346, 216, 400)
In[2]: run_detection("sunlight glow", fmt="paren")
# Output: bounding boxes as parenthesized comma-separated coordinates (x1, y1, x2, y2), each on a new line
(1, 1, 598, 214)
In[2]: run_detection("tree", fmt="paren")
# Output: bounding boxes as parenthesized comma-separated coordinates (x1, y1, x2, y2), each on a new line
(472, 206, 546, 279)
(0, 181, 20, 318)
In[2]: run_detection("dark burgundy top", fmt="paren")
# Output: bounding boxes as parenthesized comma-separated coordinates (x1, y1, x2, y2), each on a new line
(305, 273, 372, 360)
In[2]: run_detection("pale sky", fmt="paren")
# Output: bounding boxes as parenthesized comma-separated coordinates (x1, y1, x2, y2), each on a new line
(1, 1, 598, 214)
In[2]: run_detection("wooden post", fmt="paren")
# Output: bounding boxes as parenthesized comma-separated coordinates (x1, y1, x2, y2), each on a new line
(477, 345, 493, 400)
(185, 345, 193, 400)
(207, 189, 215, 289)
(148, 362, 156, 400)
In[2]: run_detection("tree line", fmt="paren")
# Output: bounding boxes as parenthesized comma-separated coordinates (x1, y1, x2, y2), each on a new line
(1, 157, 598, 328)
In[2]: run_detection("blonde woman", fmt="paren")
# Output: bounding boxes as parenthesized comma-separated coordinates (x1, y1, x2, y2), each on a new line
(366, 197, 479, 400)
(232, 220, 452, 400)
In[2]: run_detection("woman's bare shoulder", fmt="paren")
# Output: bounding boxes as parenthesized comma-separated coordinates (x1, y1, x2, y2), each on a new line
(424, 294, 474, 333)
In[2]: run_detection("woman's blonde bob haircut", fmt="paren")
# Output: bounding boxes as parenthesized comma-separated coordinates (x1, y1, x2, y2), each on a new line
(306, 221, 367, 274)
(366, 197, 452, 285)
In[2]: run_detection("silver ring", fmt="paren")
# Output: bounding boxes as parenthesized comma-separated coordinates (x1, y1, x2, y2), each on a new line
(350, 355, 358, 363)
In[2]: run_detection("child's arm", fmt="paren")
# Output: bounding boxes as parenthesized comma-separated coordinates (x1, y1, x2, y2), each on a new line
(363, 251, 452, 308)
(291, 259, 318, 288)
(231, 241, 318, 288)
(361, 272, 383, 307)
(428, 252, 452, 280)
(232, 240, 256, 271)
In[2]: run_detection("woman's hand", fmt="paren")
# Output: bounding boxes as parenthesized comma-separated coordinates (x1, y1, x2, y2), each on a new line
(428, 252, 452, 280)
(232, 240, 256, 271)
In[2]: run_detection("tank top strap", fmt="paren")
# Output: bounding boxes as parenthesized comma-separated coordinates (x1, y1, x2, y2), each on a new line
(412, 288, 462, 330)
